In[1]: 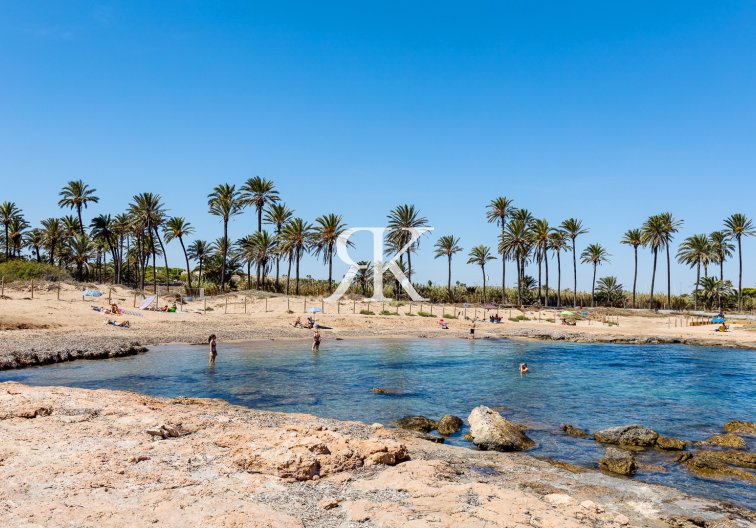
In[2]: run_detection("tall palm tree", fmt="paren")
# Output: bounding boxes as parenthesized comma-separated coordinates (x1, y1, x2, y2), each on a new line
(313, 214, 348, 293)
(264, 203, 294, 291)
(355, 261, 373, 296)
(595, 276, 624, 307)
(112, 213, 132, 284)
(187, 240, 210, 289)
(208, 184, 242, 293)
(724, 213, 755, 311)
(658, 212, 683, 307)
(58, 180, 99, 236)
(164, 217, 195, 292)
(0, 201, 22, 259)
(433, 235, 462, 296)
(386, 204, 429, 287)
(129, 193, 167, 293)
(241, 176, 280, 232)
(677, 234, 714, 310)
(280, 218, 313, 295)
(709, 231, 735, 310)
(68, 233, 95, 280)
(499, 218, 530, 306)
(251, 230, 276, 289)
(41, 218, 64, 265)
(61, 215, 82, 238)
(548, 229, 569, 308)
(580, 243, 610, 307)
(531, 218, 550, 306)
(560, 218, 588, 307)
(8, 216, 29, 258)
(467, 245, 496, 303)
(26, 228, 45, 262)
(641, 214, 667, 309)
(698, 277, 735, 311)
(235, 234, 257, 290)
(620, 228, 643, 308)
(486, 197, 515, 303)
(90, 214, 118, 282)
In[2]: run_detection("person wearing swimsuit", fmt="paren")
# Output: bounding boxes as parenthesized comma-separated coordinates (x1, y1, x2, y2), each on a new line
(312, 329, 321, 352)
(208, 334, 218, 366)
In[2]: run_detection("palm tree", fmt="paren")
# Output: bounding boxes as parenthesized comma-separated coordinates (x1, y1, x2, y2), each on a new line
(236, 234, 256, 290)
(187, 240, 210, 288)
(26, 228, 45, 262)
(580, 243, 610, 307)
(263, 203, 294, 291)
(208, 184, 242, 293)
(164, 217, 195, 292)
(486, 197, 515, 303)
(251, 230, 276, 289)
(698, 277, 735, 311)
(709, 230, 735, 310)
(61, 215, 82, 238)
(279, 218, 313, 295)
(659, 212, 683, 307)
(641, 214, 666, 309)
(560, 218, 588, 307)
(595, 276, 624, 307)
(241, 176, 280, 232)
(355, 261, 373, 296)
(386, 204, 429, 287)
(467, 245, 496, 302)
(313, 214, 348, 293)
(548, 229, 569, 308)
(8, 216, 28, 258)
(499, 218, 530, 306)
(90, 214, 118, 282)
(68, 233, 95, 280)
(433, 235, 462, 296)
(41, 218, 64, 265)
(620, 228, 643, 308)
(677, 234, 714, 310)
(724, 213, 755, 311)
(129, 193, 167, 293)
(0, 201, 22, 259)
(531, 218, 550, 306)
(58, 180, 99, 235)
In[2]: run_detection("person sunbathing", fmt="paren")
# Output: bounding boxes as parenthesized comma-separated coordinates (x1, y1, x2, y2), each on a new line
(438, 319, 449, 329)
(305, 317, 315, 329)
(105, 319, 130, 328)
(293, 317, 303, 328)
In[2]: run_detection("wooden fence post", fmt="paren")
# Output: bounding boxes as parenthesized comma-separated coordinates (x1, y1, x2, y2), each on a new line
(225, 295, 228, 314)
(204, 297, 207, 313)
(353, 300, 356, 313)
(265, 297, 268, 313)
(57, 283, 61, 301)
(0, 276, 4, 299)
(304, 299, 307, 313)
(244, 296, 247, 314)
(108, 288, 112, 305)
(321, 299, 324, 314)
(31, 279, 34, 299)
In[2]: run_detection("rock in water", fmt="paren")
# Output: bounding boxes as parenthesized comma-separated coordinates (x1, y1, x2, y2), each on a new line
(723, 420, 756, 435)
(395, 415, 437, 433)
(594, 425, 658, 447)
(697, 434, 746, 449)
(467, 406, 535, 451)
(656, 436, 687, 450)
(599, 447, 637, 475)
(437, 415, 463, 435)
(561, 424, 590, 438)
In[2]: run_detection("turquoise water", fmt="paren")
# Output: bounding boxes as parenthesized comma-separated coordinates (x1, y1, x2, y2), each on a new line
(2, 338, 754, 508)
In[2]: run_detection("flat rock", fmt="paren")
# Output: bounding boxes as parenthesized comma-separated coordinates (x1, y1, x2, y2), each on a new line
(696, 434, 746, 449)
(467, 406, 535, 452)
(395, 415, 437, 433)
(656, 436, 687, 450)
(723, 420, 756, 435)
(599, 447, 637, 475)
(594, 424, 658, 447)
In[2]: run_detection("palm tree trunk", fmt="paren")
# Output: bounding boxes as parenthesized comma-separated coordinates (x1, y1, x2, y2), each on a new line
(544, 249, 549, 307)
(501, 225, 506, 304)
(694, 262, 700, 310)
(556, 251, 562, 307)
(481, 265, 487, 302)
(571, 238, 577, 307)
(155, 229, 170, 293)
(737, 237, 743, 311)
(516, 258, 522, 306)
(666, 244, 672, 309)
(247, 261, 252, 290)
(77, 205, 84, 236)
(447, 255, 452, 295)
(591, 264, 597, 307)
(328, 249, 334, 292)
(179, 237, 192, 291)
(407, 250, 412, 286)
(718, 256, 724, 310)
(4, 226, 9, 259)
(650, 249, 658, 309)
(286, 254, 292, 295)
(198, 259, 203, 290)
(221, 220, 228, 293)
(537, 255, 542, 305)
(295, 252, 301, 295)
(151, 234, 157, 294)
(632, 246, 638, 309)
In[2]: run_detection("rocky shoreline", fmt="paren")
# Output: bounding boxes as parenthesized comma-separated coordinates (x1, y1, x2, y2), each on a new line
(1, 382, 754, 527)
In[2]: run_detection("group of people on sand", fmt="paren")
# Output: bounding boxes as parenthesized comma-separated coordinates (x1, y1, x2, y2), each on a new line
(292, 316, 319, 329)
(489, 314, 502, 323)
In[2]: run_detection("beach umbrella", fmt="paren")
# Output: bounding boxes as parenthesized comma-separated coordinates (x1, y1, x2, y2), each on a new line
(560, 310, 574, 316)
(306, 307, 322, 313)
(711, 317, 726, 323)
(82, 289, 103, 297)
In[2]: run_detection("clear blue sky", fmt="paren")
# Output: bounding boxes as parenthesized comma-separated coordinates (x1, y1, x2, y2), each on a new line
(1, 1, 755, 293)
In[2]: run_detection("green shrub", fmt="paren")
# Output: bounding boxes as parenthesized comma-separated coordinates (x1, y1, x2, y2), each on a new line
(442, 313, 458, 319)
(417, 311, 434, 317)
(389, 300, 405, 307)
(545, 318, 555, 323)
(509, 315, 530, 322)
(0, 260, 69, 282)
(359, 309, 375, 315)
(379, 310, 398, 315)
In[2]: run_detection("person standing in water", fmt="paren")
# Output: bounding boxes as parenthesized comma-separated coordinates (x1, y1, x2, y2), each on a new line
(469, 319, 476, 340)
(208, 334, 218, 366)
(312, 329, 321, 352)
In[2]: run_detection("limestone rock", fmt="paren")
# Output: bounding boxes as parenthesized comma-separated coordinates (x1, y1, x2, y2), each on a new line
(594, 425, 658, 447)
(723, 420, 756, 435)
(680, 451, 756, 483)
(467, 406, 535, 452)
(561, 424, 589, 438)
(656, 436, 687, 450)
(697, 434, 746, 449)
(436, 415, 463, 435)
(599, 447, 637, 475)
(395, 415, 437, 433)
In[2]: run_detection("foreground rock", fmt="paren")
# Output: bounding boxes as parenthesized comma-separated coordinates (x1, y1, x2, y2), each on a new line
(656, 435, 687, 450)
(562, 424, 590, 438)
(436, 414, 463, 435)
(696, 433, 746, 449)
(467, 405, 535, 451)
(1, 383, 754, 528)
(678, 451, 756, 483)
(395, 415, 437, 432)
(599, 447, 637, 475)
(594, 424, 659, 447)
(723, 420, 756, 435)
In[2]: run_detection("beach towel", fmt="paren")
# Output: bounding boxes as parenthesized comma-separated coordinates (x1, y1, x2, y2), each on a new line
(139, 295, 157, 310)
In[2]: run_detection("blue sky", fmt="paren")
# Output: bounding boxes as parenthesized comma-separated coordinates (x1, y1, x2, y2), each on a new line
(1, 1, 755, 293)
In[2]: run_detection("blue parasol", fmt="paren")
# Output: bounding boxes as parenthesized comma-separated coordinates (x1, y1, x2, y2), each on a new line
(711, 317, 726, 323)
(82, 289, 103, 297)
(306, 307, 322, 313)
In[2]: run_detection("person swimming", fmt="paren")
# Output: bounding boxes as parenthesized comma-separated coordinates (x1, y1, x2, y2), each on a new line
(519, 362, 529, 374)
(208, 334, 217, 366)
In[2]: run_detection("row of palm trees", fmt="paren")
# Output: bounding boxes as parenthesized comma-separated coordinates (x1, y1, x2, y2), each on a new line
(0, 184, 753, 310)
